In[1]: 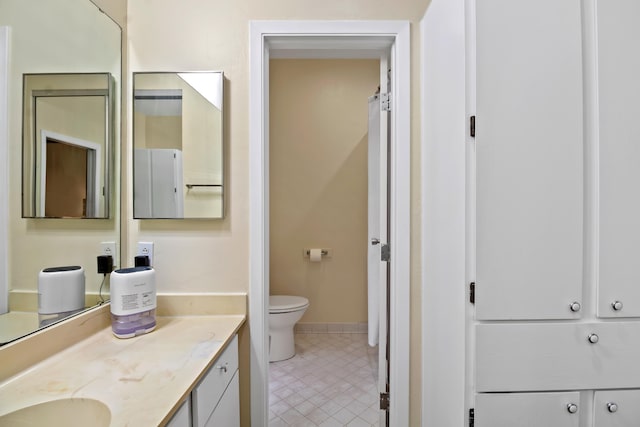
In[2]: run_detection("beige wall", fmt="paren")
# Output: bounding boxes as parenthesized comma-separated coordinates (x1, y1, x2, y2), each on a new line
(128, 0, 430, 424)
(269, 59, 378, 324)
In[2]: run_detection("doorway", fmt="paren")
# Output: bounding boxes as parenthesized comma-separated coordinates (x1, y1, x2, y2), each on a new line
(249, 21, 411, 426)
(268, 58, 380, 426)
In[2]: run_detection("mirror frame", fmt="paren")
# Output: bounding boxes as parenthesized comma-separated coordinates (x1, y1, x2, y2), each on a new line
(21, 72, 115, 219)
(132, 71, 225, 220)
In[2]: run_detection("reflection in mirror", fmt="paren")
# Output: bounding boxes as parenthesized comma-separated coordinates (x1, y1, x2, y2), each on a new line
(0, 0, 121, 346)
(133, 72, 224, 219)
(22, 73, 113, 219)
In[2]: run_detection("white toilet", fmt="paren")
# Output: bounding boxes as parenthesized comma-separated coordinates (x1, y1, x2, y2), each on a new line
(269, 295, 309, 362)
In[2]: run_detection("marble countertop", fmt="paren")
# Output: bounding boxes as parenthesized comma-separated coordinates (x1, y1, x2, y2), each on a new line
(0, 314, 245, 426)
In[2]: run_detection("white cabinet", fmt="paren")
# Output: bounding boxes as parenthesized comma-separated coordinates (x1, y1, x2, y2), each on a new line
(475, 392, 580, 427)
(597, 0, 640, 319)
(476, 322, 640, 392)
(471, 0, 640, 426)
(593, 390, 640, 427)
(134, 148, 184, 218)
(166, 398, 192, 427)
(165, 335, 239, 427)
(204, 372, 239, 427)
(475, 0, 584, 320)
(192, 335, 239, 427)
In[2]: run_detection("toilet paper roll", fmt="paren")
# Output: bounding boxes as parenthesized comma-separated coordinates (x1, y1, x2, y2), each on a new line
(309, 248, 322, 262)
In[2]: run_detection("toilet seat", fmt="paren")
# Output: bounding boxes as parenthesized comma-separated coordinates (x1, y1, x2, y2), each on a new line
(269, 295, 309, 313)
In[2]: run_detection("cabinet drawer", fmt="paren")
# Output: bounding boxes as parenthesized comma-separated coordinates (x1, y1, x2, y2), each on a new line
(475, 392, 580, 427)
(192, 335, 238, 427)
(594, 389, 640, 427)
(476, 322, 640, 392)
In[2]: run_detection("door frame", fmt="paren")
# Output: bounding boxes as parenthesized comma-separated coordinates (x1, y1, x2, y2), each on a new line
(249, 20, 411, 425)
(39, 130, 101, 218)
(420, 0, 468, 425)
(0, 27, 8, 314)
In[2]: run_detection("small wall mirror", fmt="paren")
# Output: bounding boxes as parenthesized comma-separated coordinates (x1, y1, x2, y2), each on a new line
(133, 72, 224, 219)
(22, 73, 114, 218)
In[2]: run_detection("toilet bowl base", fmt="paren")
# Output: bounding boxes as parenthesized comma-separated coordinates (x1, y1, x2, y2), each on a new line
(269, 328, 295, 362)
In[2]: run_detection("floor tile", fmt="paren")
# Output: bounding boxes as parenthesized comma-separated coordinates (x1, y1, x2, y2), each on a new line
(269, 333, 378, 426)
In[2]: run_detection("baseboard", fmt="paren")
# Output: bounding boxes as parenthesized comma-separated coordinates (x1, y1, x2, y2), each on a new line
(295, 322, 368, 334)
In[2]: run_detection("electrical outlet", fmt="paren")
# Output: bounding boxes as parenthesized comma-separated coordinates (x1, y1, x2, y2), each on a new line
(137, 242, 154, 266)
(101, 242, 116, 258)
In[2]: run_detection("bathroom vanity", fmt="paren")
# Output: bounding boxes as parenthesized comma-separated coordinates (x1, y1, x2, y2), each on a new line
(0, 295, 246, 426)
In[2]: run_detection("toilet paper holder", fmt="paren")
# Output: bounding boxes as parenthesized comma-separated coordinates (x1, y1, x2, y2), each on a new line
(303, 248, 331, 258)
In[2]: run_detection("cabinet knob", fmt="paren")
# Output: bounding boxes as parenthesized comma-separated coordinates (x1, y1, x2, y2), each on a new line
(569, 302, 581, 312)
(588, 333, 599, 344)
(567, 403, 578, 414)
(215, 364, 228, 373)
(611, 301, 623, 311)
(607, 402, 618, 413)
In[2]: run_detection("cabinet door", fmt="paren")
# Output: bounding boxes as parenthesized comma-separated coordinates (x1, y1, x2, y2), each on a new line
(205, 372, 239, 427)
(597, 0, 640, 319)
(166, 398, 191, 427)
(192, 335, 238, 427)
(475, 0, 584, 320)
(476, 322, 640, 392)
(594, 390, 640, 427)
(475, 392, 580, 427)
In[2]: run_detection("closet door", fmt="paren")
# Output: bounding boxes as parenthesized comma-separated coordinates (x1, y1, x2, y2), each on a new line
(475, 0, 584, 320)
(597, 0, 640, 318)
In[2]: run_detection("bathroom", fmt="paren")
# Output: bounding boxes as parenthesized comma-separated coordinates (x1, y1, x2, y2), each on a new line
(268, 57, 381, 426)
(6, 0, 638, 426)
(0, 0, 423, 424)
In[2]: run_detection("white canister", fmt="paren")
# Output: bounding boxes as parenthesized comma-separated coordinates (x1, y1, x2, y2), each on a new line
(110, 266, 156, 338)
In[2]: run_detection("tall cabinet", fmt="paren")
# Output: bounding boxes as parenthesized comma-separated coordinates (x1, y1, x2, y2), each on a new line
(472, 0, 640, 425)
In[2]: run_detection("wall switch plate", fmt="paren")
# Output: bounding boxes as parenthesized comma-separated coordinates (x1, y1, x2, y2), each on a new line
(137, 242, 154, 266)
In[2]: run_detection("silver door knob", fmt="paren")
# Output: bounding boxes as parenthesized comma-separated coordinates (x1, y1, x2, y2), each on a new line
(371, 238, 381, 245)
(612, 301, 623, 311)
(588, 333, 599, 344)
(567, 403, 578, 414)
(607, 402, 618, 413)
(569, 302, 581, 312)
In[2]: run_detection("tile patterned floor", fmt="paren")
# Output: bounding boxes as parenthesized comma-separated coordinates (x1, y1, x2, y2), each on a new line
(269, 333, 380, 427)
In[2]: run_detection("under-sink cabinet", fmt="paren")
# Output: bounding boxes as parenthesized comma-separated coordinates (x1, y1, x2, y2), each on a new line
(167, 335, 239, 427)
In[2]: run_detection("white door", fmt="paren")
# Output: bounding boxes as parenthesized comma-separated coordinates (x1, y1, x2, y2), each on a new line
(475, 0, 584, 320)
(596, 0, 640, 319)
(367, 58, 391, 425)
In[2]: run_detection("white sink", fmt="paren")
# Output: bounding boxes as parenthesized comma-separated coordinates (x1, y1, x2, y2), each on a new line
(0, 398, 110, 426)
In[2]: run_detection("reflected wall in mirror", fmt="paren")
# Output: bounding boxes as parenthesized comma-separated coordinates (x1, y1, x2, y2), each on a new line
(133, 72, 224, 219)
(0, 0, 121, 346)
(22, 73, 114, 218)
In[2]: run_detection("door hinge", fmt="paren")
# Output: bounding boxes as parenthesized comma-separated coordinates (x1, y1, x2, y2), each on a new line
(381, 92, 391, 112)
(381, 243, 390, 262)
(470, 115, 476, 138)
(469, 408, 475, 427)
(380, 392, 390, 411)
(469, 282, 475, 304)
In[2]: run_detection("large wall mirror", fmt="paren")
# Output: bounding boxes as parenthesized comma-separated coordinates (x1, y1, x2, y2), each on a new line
(133, 72, 224, 219)
(0, 0, 121, 345)
(22, 72, 114, 218)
